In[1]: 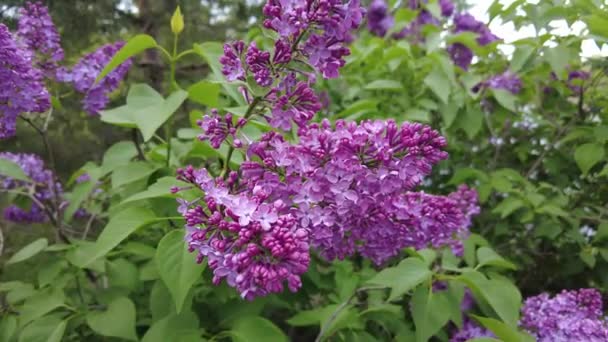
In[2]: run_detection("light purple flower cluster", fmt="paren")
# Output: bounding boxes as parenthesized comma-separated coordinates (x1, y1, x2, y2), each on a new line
(0, 152, 61, 223)
(0, 24, 50, 140)
(448, 13, 499, 70)
(368, 0, 454, 39)
(57, 42, 131, 115)
(473, 71, 523, 95)
(520, 288, 608, 341)
(450, 319, 495, 342)
(177, 167, 310, 300)
(16, 1, 64, 76)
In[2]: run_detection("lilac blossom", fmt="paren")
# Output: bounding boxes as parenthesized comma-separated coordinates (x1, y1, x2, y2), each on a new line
(0, 24, 50, 140)
(520, 289, 608, 341)
(197, 110, 247, 149)
(16, 1, 64, 76)
(450, 319, 495, 342)
(474, 71, 523, 95)
(0, 152, 61, 223)
(448, 13, 499, 70)
(57, 42, 131, 115)
(367, 0, 394, 37)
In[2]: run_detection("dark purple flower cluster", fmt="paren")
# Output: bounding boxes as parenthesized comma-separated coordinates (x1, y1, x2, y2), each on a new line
(177, 167, 310, 300)
(0, 152, 61, 223)
(219, 1, 364, 130)
(197, 109, 247, 149)
(57, 42, 131, 115)
(177, 118, 480, 298)
(0, 24, 51, 140)
(473, 71, 523, 95)
(367, 0, 394, 37)
(567, 70, 590, 94)
(448, 13, 499, 70)
(16, 1, 64, 76)
(520, 288, 608, 341)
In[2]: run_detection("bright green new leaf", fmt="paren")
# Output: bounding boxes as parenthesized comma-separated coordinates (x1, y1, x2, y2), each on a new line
(0, 316, 17, 342)
(121, 177, 188, 204)
(366, 258, 432, 301)
(544, 45, 570, 77)
(492, 89, 517, 112)
(170, 6, 184, 35)
(156, 230, 205, 313)
(511, 44, 535, 72)
(0, 158, 29, 181)
(96, 34, 157, 82)
(7, 238, 48, 265)
(574, 143, 605, 175)
(71, 207, 157, 267)
(87, 297, 138, 341)
(231, 316, 288, 342)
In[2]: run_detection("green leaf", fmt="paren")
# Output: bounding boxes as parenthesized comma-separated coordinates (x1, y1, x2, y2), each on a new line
(156, 230, 205, 314)
(97, 34, 157, 82)
(574, 143, 605, 175)
(87, 297, 138, 341)
(459, 107, 483, 139)
(458, 272, 521, 327)
(71, 207, 157, 268)
(230, 316, 287, 342)
(101, 84, 188, 141)
(471, 315, 533, 342)
(65, 167, 102, 220)
(492, 89, 517, 112)
(101, 141, 138, 175)
(580, 249, 596, 268)
(37, 259, 67, 288)
(511, 44, 535, 72)
(111, 161, 159, 188)
(142, 311, 201, 342)
(0, 158, 29, 181)
(0, 316, 17, 342)
(545, 45, 570, 76)
(585, 15, 608, 38)
(411, 285, 451, 342)
(187, 81, 221, 108)
(492, 197, 525, 219)
(424, 69, 450, 104)
(366, 258, 432, 301)
(365, 79, 403, 91)
(7, 238, 48, 265)
(121, 177, 188, 204)
(476, 247, 517, 270)
(18, 288, 65, 327)
(107, 258, 139, 292)
(18, 315, 67, 342)
(287, 306, 334, 326)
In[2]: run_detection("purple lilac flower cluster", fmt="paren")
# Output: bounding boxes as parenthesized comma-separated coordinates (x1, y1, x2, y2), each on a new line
(57, 42, 132, 115)
(16, 1, 64, 76)
(178, 118, 480, 298)
(0, 24, 50, 140)
(219, 1, 364, 131)
(520, 288, 608, 341)
(177, 167, 310, 300)
(448, 13, 499, 70)
(0, 152, 61, 223)
(450, 319, 495, 342)
(473, 71, 523, 95)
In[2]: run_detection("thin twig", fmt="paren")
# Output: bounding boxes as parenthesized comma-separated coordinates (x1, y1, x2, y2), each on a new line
(221, 97, 261, 178)
(131, 129, 146, 161)
(82, 214, 96, 240)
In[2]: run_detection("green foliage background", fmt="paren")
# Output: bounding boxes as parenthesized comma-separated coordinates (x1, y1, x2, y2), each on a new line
(1, 0, 608, 341)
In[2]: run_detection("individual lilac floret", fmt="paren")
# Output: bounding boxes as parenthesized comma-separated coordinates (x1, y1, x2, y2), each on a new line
(0, 152, 61, 223)
(0, 24, 50, 140)
(367, 0, 394, 37)
(567, 70, 590, 94)
(447, 43, 474, 70)
(520, 288, 608, 341)
(474, 71, 523, 95)
(176, 167, 310, 300)
(439, 0, 455, 17)
(57, 42, 131, 115)
(220, 41, 246, 82)
(16, 1, 64, 75)
(197, 109, 247, 149)
(267, 74, 322, 130)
